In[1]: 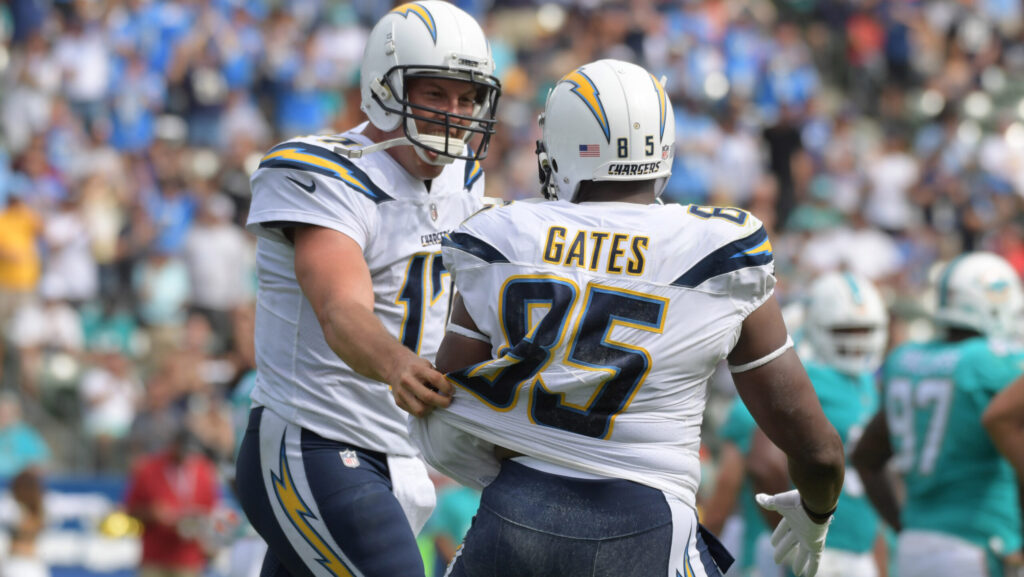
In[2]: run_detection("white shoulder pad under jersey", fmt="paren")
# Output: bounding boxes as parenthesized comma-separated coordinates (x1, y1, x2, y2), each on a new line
(246, 125, 485, 455)
(429, 201, 774, 504)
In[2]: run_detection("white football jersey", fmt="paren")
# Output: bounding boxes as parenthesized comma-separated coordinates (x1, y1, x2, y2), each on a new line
(246, 123, 486, 456)
(422, 200, 774, 505)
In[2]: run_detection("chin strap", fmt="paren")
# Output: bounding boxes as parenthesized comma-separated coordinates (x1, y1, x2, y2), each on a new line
(334, 135, 465, 167)
(333, 137, 410, 159)
(332, 135, 461, 166)
(535, 113, 558, 200)
(535, 138, 557, 200)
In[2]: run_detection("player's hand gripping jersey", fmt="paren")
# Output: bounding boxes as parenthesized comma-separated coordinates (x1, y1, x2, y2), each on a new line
(418, 199, 774, 506)
(246, 129, 485, 455)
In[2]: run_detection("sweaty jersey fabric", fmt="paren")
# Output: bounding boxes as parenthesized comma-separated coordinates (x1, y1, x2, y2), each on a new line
(420, 200, 775, 507)
(882, 337, 1023, 555)
(245, 124, 485, 456)
(805, 361, 879, 554)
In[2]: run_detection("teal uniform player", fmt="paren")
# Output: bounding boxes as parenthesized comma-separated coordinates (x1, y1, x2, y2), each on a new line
(882, 337, 1022, 574)
(854, 252, 1024, 577)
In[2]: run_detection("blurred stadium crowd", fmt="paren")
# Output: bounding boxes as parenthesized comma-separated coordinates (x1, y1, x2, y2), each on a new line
(1, 0, 1024, 574)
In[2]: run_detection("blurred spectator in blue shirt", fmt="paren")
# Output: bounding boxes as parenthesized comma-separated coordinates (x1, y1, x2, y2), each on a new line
(110, 52, 167, 153)
(143, 176, 197, 256)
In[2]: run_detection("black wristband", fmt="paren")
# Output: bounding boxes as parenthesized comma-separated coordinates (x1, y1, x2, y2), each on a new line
(801, 499, 836, 523)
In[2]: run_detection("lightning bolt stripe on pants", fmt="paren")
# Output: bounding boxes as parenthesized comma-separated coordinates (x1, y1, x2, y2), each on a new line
(259, 412, 362, 577)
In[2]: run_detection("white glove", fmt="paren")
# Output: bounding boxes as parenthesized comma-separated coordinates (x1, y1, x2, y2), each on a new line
(755, 490, 833, 577)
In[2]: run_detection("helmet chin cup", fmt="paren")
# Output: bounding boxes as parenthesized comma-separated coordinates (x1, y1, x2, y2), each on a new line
(413, 133, 464, 166)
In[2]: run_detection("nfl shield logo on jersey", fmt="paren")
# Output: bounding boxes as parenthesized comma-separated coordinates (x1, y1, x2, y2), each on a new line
(430, 202, 438, 222)
(340, 449, 360, 468)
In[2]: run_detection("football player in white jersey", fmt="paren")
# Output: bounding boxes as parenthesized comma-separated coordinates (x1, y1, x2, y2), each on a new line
(410, 59, 844, 577)
(233, 3, 501, 577)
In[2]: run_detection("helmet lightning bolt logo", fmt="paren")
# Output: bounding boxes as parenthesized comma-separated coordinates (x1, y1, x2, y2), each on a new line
(271, 436, 354, 577)
(650, 73, 667, 140)
(390, 3, 437, 44)
(561, 69, 611, 143)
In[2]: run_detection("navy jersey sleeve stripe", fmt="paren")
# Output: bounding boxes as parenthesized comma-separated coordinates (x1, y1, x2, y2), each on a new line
(671, 226, 773, 288)
(259, 142, 394, 204)
(442, 232, 509, 263)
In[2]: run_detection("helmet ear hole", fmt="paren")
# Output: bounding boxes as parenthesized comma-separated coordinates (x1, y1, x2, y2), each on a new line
(551, 158, 559, 173)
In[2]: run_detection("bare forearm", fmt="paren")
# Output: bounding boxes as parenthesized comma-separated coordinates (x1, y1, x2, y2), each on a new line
(859, 468, 901, 530)
(999, 440, 1024, 481)
(852, 412, 901, 530)
(746, 430, 787, 528)
(983, 376, 1024, 476)
(985, 421, 1024, 480)
(873, 530, 889, 577)
(983, 381, 1024, 543)
(319, 300, 416, 384)
(787, 454, 844, 515)
(736, 352, 845, 514)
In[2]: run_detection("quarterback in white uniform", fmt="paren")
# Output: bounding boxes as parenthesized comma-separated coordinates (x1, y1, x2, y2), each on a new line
(234, 3, 500, 577)
(412, 60, 845, 577)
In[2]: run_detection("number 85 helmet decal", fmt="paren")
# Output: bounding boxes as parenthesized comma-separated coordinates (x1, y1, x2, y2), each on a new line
(536, 59, 675, 201)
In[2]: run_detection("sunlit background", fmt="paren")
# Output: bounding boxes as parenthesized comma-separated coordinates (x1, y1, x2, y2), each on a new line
(1, 0, 1024, 575)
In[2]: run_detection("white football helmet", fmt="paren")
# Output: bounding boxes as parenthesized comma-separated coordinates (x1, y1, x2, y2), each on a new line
(359, 2, 501, 165)
(537, 59, 675, 201)
(805, 272, 889, 375)
(933, 251, 1024, 337)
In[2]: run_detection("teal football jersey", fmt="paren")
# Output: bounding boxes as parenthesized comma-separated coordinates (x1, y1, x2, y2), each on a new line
(882, 337, 1023, 554)
(717, 398, 768, 570)
(805, 362, 880, 554)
